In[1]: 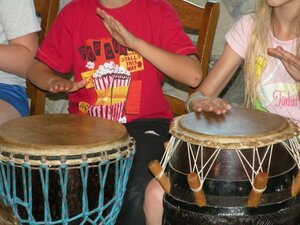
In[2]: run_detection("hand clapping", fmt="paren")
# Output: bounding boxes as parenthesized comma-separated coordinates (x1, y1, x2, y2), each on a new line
(267, 46, 300, 81)
(96, 8, 139, 50)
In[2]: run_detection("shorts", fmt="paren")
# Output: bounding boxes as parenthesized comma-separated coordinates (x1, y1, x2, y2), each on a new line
(116, 118, 171, 225)
(0, 83, 29, 117)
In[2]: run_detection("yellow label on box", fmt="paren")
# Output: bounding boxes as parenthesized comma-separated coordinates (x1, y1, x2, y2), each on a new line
(95, 86, 129, 105)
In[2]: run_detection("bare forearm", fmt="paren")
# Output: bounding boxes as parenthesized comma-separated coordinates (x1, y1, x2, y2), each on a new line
(97, 9, 202, 87)
(0, 44, 36, 77)
(0, 33, 38, 77)
(197, 43, 243, 97)
(199, 60, 240, 97)
(133, 39, 202, 88)
(28, 59, 87, 93)
(27, 60, 61, 91)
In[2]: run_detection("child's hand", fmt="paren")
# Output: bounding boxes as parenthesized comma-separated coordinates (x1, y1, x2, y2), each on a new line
(47, 77, 87, 93)
(96, 8, 139, 50)
(267, 46, 300, 81)
(191, 97, 232, 115)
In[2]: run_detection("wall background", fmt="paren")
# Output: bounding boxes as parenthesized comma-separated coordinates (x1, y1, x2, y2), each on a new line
(46, 0, 255, 113)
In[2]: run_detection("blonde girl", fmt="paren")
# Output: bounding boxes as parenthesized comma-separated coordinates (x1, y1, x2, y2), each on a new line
(187, 0, 300, 128)
(145, 1, 300, 225)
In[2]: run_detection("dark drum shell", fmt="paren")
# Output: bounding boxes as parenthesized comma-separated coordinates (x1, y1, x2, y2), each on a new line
(0, 114, 135, 225)
(163, 107, 300, 225)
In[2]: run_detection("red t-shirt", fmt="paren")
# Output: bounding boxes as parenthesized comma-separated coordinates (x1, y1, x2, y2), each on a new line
(37, 0, 197, 123)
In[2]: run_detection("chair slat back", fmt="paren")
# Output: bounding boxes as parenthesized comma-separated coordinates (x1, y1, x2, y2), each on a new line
(169, 0, 219, 77)
(165, 0, 220, 116)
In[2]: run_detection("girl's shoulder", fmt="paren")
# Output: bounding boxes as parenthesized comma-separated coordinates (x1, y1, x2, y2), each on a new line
(225, 13, 255, 58)
(229, 13, 254, 36)
(235, 13, 255, 28)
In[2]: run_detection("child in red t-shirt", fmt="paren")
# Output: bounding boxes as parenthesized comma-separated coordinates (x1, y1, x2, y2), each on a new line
(28, 0, 203, 224)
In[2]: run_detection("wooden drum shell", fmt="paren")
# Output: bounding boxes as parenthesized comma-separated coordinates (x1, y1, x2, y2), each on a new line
(163, 108, 300, 225)
(0, 114, 135, 225)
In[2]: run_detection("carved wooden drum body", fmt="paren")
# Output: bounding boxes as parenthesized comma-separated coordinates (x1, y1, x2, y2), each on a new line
(160, 107, 300, 225)
(0, 114, 135, 225)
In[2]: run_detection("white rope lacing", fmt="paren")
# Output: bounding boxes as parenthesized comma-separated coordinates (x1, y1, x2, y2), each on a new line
(282, 137, 300, 170)
(187, 144, 221, 188)
(236, 145, 273, 188)
(160, 136, 181, 174)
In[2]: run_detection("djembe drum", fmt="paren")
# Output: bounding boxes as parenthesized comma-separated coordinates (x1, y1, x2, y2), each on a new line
(0, 114, 135, 225)
(150, 107, 300, 225)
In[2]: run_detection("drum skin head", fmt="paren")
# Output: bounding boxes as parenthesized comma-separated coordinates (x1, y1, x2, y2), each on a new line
(0, 114, 133, 165)
(171, 107, 299, 149)
(181, 107, 286, 136)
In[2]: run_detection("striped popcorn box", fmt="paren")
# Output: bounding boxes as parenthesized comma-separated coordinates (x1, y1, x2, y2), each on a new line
(89, 101, 125, 122)
(91, 62, 131, 122)
(93, 74, 112, 90)
(89, 105, 112, 120)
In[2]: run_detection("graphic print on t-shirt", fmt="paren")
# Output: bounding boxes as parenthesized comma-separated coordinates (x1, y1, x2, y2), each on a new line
(78, 38, 144, 123)
(255, 55, 299, 125)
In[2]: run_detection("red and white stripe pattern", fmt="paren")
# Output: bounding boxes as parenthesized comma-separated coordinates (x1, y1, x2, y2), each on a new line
(90, 73, 131, 122)
(90, 62, 131, 121)
(88, 101, 126, 122)
(93, 74, 113, 90)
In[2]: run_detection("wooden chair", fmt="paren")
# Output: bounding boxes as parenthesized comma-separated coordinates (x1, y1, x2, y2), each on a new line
(26, 0, 59, 115)
(164, 0, 220, 116)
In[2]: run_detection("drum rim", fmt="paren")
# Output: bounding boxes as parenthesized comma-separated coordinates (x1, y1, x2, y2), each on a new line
(170, 114, 299, 149)
(0, 114, 136, 166)
(0, 136, 135, 166)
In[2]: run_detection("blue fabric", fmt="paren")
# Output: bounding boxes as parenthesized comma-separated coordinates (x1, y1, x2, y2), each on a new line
(0, 83, 29, 116)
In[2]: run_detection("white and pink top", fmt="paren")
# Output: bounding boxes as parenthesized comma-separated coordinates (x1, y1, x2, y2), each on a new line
(226, 14, 300, 128)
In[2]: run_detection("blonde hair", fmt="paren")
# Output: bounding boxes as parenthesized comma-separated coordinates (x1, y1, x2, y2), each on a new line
(244, 0, 300, 108)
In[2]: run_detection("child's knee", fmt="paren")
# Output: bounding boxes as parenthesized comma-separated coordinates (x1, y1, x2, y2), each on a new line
(144, 178, 164, 211)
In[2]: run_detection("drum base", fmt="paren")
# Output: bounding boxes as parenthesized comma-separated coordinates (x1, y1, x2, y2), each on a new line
(163, 194, 300, 225)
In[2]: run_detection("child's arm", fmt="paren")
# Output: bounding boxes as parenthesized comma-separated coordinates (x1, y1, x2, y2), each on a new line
(267, 46, 300, 81)
(27, 59, 86, 93)
(97, 8, 202, 88)
(187, 43, 243, 114)
(0, 33, 38, 77)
